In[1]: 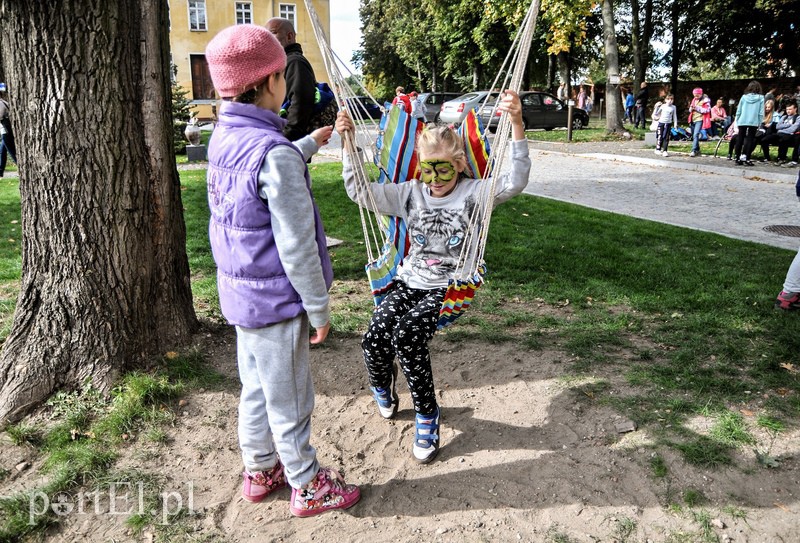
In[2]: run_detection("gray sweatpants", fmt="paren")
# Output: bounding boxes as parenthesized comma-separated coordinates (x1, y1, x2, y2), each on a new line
(236, 315, 319, 488)
(783, 248, 800, 293)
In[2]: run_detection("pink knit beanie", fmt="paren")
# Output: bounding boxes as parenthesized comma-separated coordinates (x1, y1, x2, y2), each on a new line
(206, 24, 287, 98)
(692, 87, 703, 95)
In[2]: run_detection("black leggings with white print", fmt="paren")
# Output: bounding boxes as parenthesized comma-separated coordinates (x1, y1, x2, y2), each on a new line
(361, 280, 447, 415)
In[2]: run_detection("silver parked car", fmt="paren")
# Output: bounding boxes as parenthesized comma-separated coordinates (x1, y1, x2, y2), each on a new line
(417, 92, 462, 123)
(438, 91, 501, 125)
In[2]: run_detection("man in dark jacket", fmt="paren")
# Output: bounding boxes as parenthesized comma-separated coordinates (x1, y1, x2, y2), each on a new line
(267, 17, 317, 141)
(634, 81, 649, 130)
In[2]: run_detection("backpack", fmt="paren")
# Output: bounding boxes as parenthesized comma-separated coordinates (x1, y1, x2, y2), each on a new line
(670, 126, 689, 140)
(280, 82, 338, 133)
(307, 82, 337, 131)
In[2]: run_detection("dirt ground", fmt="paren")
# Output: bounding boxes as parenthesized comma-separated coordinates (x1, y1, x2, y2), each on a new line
(2, 293, 799, 542)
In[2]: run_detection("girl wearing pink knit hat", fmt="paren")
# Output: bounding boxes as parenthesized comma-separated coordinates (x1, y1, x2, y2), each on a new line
(204, 24, 360, 517)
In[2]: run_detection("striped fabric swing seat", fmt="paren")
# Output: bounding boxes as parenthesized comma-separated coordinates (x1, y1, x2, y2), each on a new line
(301, 0, 541, 329)
(366, 104, 423, 305)
(437, 261, 487, 329)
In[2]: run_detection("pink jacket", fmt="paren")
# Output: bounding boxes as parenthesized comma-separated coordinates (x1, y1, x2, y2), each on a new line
(688, 97, 712, 130)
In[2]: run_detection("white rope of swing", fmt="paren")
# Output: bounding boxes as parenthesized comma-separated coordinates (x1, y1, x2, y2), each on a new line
(453, 0, 541, 280)
(304, 0, 392, 264)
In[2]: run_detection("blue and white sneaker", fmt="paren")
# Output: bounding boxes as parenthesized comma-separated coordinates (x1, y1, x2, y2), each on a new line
(412, 407, 440, 464)
(370, 366, 398, 419)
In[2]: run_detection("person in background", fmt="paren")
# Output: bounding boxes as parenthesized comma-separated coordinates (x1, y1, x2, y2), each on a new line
(410, 91, 427, 121)
(764, 101, 800, 166)
(653, 94, 678, 157)
(634, 81, 649, 129)
(0, 83, 17, 178)
(557, 82, 567, 101)
(733, 80, 765, 166)
(710, 98, 728, 138)
(577, 85, 587, 110)
(392, 86, 411, 112)
(622, 88, 635, 123)
(687, 88, 711, 157)
(753, 99, 778, 162)
(266, 18, 317, 141)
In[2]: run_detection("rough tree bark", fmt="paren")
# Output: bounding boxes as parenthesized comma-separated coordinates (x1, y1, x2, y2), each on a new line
(601, 0, 628, 135)
(557, 51, 572, 99)
(669, 0, 684, 96)
(630, 0, 653, 90)
(0, 0, 197, 424)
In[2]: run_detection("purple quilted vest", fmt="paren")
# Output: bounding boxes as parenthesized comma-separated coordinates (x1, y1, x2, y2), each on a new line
(207, 101, 333, 328)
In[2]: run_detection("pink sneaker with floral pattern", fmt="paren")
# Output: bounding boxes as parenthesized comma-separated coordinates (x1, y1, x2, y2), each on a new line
(289, 467, 360, 517)
(242, 462, 287, 503)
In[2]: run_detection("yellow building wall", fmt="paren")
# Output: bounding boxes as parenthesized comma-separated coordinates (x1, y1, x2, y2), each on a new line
(168, 0, 331, 120)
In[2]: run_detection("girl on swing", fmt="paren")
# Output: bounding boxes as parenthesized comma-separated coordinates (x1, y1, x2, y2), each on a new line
(335, 90, 531, 463)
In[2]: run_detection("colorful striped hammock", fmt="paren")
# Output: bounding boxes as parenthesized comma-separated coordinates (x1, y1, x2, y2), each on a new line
(369, 104, 493, 327)
(302, 0, 541, 331)
(366, 104, 423, 305)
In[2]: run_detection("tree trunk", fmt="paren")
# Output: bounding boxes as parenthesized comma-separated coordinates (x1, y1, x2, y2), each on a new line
(0, 0, 197, 425)
(430, 49, 438, 92)
(669, 1, 683, 96)
(557, 51, 572, 100)
(601, 0, 628, 135)
(631, 0, 642, 89)
(630, 0, 653, 90)
(547, 53, 556, 92)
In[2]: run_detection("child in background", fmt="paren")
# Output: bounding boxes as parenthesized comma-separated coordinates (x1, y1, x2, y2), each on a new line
(204, 24, 360, 517)
(624, 88, 635, 123)
(654, 94, 679, 157)
(410, 91, 427, 121)
(335, 91, 532, 463)
(687, 88, 711, 157)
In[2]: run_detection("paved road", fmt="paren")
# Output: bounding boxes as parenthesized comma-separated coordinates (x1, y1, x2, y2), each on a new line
(521, 147, 800, 251)
(323, 130, 800, 251)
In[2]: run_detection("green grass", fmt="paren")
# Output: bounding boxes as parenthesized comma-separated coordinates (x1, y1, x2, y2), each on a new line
(0, 352, 222, 540)
(1, 155, 800, 538)
(525, 118, 648, 142)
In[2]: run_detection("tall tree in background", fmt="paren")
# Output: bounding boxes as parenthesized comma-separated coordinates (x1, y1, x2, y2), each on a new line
(358, 0, 412, 97)
(540, 0, 594, 97)
(601, 0, 627, 134)
(0, 0, 197, 423)
(667, 0, 689, 95)
(629, 0, 654, 89)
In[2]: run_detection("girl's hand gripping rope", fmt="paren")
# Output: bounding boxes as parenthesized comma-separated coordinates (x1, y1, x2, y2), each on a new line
(335, 110, 354, 136)
(497, 90, 525, 140)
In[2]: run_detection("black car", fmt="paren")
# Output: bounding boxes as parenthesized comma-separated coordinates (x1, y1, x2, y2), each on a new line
(345, 96, 383, 120)
(481, 91, 589, 132)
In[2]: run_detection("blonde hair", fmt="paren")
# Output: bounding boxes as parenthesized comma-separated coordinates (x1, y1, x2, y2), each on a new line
(417, 125, 467, 171)
(764, 99, 775, 124)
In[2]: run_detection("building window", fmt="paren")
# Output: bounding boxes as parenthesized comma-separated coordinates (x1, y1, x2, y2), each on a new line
(188, 0, 207, 31)
(190, 54, 215, 100)
(279, 4, 296, 27)
(235, 2, 252, 25)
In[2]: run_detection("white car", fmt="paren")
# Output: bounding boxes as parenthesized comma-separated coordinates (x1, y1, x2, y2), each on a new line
(438, 91, 501, 126)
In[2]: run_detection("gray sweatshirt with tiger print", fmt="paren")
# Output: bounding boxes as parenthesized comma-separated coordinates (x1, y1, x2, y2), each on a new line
(342, 139, 531, 290)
